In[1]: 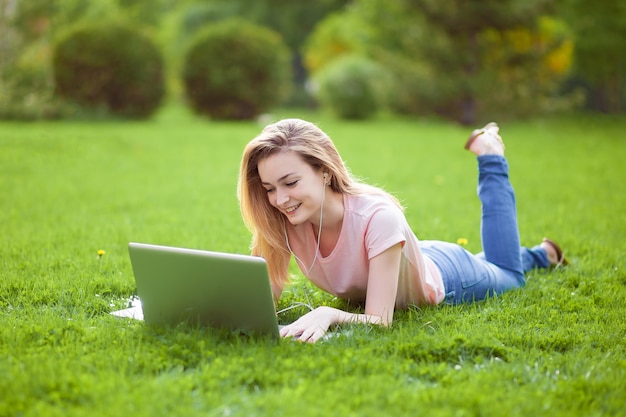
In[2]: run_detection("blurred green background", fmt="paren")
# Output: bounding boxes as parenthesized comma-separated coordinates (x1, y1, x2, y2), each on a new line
(1, 0, 624, 123)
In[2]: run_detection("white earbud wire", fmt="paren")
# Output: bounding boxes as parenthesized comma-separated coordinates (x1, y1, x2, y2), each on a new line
(283, 176, 327, 275)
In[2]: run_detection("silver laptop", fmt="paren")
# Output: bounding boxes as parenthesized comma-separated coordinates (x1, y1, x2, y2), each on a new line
(111, 242, 280, 338)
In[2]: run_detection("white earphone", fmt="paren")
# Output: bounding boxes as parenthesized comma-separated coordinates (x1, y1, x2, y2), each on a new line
(284, 170, 329, 275)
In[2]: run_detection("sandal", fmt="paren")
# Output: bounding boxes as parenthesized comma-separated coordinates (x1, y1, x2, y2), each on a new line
(464, 122, 504, 155)
(542, 238, 569, 267)
(464, 128, 486, 150)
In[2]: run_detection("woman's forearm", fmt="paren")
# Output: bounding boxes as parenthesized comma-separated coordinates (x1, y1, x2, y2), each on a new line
(335, 307, 389, 327)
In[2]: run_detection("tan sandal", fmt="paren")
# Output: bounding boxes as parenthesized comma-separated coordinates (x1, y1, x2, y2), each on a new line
(464, 128, 486, 150)
(464, 122, 504, 155)
(542, 238, 569, 267)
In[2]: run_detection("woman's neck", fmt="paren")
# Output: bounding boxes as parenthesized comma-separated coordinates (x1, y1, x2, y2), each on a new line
(315, 190, 343, 230)
(312, 191, 344, 256)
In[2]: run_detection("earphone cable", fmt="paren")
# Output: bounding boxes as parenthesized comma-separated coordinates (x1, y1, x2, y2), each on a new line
(284, 178, 326, 275)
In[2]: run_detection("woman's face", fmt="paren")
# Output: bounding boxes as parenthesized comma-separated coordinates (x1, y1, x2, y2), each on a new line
(257, 151, 326, 226)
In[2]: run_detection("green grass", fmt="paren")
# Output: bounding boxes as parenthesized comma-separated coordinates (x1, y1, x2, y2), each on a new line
(1, 105, 625, 416)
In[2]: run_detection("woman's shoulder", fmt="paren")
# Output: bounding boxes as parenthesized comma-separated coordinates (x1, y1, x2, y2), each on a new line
(344, 192, 409, 242)
(345, 192, 403, 216)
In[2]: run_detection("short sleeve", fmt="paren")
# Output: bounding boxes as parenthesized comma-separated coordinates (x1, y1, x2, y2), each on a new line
(365, 206, 407, 259)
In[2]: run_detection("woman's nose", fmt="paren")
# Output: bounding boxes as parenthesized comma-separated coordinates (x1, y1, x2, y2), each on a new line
(276, 188, 289, 206)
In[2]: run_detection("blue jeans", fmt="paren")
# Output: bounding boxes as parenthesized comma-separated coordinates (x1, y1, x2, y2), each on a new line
(421, 155, 550, 304)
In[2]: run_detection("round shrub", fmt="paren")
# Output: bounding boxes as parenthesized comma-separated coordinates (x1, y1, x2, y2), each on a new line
(313, 55, 392, 120)
(182, 18, 292, 120)
(53, 22, 165, 119)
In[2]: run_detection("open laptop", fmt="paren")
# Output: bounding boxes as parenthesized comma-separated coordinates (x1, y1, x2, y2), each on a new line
(110, 242, 280, 338)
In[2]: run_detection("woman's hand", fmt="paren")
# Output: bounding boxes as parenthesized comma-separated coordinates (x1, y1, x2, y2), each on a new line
(279, 243, 402, 343)
(279, 306, 340, 343)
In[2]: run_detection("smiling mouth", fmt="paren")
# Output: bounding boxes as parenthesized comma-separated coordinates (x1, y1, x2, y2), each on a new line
(284, 203, 301, 214)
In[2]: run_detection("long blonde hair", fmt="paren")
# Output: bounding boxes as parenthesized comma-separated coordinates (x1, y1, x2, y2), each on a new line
(237, 118, 402, 292)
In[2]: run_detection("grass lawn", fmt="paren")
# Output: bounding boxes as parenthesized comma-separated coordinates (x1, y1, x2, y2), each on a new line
(1, 104, 625, 416)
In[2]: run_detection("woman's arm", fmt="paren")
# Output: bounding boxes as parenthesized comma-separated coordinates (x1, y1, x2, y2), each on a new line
(363, 242, 402, 325)
(279, 243, 403, 342)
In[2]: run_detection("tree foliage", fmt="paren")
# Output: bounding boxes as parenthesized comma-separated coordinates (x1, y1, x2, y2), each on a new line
(207, 0, 351, 51)
(182, 18, 292, 120)
(0, 0, 170, 119)
(304, 0, 577, 124)
(557, 0, 626, 113)
(303, 12, 372, 74)
(313, 54, 392, 119)
(53, 21, 166, 118)
(185, 0, 351, 105)
(2, 0, 624, 120)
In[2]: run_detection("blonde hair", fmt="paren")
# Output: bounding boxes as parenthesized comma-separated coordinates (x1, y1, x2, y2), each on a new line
(237, 118, 402, 292)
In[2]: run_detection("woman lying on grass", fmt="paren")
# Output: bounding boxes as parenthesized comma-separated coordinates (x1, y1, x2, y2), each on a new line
(238, 119, 567, 343)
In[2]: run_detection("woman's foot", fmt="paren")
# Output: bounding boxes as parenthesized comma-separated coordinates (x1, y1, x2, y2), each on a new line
(540, 238, 569, 267)
(464, 122, 505, 156)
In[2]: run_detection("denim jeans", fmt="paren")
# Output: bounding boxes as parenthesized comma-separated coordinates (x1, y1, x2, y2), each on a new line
(421, 155, 550, 304)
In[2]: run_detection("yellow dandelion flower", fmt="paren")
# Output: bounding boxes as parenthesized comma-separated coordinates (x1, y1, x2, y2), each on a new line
(97, 249, 106, 256)
(456, 238, 468, 246)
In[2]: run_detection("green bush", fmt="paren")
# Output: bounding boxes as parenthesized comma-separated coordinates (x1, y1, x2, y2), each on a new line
(52, 22, 165, 119)
(313, 55, 392, 120)
(182, 18, 292, 120)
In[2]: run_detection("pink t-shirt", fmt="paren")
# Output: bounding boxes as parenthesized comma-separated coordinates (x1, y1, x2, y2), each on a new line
(286, 193, 444, 307)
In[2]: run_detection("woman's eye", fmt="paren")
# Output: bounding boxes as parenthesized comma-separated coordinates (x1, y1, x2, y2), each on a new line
(286, 180, 298, 187)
